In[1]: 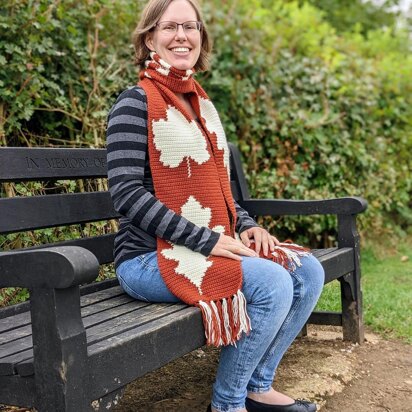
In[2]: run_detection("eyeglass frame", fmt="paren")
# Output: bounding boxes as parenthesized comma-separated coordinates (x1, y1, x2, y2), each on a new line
(154, 21, 202, 34)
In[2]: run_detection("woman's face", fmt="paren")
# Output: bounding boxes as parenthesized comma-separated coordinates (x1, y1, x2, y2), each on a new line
(146, 0, 201, 71)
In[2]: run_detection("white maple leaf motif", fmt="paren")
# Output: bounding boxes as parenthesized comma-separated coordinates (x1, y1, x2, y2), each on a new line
(152, 106, 210, 177)
(199, 97, 230, 179)
(161, 196, 225, 294)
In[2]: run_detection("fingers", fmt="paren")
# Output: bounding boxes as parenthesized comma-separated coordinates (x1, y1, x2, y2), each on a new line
(271, 235, 281, 246)
(240, 231, 251, 247)
(211, 234, 259, 260)
(240, 228, 282, 257)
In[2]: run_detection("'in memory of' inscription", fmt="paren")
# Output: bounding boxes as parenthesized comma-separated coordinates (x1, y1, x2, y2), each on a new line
(26, 157, 106, 170)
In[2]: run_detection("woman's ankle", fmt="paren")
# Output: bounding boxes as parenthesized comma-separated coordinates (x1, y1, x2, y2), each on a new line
(247, 388, 294, 405)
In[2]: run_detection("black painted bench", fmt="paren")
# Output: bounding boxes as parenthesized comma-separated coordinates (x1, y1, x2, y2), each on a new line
(0, 144, 367, 411)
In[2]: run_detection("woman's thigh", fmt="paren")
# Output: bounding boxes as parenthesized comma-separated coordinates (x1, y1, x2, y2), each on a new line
(116, 252, 181, 303)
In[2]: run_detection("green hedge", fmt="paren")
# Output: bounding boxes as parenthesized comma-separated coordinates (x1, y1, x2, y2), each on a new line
(1, 0, 411, 245)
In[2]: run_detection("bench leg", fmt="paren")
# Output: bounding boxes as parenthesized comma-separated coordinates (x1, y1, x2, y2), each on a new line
(338, 214, 365, 344)
(340, 271, 364, 343)
(30, 287, 91, 412)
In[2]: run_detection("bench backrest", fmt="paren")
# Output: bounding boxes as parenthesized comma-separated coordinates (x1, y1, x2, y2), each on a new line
(0, 144, 250, 262)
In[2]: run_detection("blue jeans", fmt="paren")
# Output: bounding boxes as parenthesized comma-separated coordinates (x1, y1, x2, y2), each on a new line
(117, 252, 324, 412)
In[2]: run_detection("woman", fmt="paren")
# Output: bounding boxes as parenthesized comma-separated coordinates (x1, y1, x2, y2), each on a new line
(106, 0, 325, 411)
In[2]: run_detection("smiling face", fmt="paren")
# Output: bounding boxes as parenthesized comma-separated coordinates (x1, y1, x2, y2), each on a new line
(145, 0, 201, 71)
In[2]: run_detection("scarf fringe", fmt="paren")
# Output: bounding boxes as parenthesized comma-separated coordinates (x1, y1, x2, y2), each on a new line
(198, 290, 251, 346)
(268, 242, 311, 271)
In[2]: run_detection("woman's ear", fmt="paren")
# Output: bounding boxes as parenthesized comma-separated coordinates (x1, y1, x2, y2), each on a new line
(145, 33, 155, 51)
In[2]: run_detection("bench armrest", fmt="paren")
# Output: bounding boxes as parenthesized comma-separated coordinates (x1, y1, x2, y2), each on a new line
(238, 197, 367, 216)
(0, 246, 99, 289)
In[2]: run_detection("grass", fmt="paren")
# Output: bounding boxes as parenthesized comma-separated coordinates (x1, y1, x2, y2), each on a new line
(315, 239, 412, 343)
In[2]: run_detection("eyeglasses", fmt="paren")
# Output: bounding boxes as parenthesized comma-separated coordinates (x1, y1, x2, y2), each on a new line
(155, 21, 202, 34)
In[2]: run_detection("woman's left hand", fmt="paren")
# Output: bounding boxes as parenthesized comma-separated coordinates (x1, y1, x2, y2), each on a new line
(239, 227, 281, 257)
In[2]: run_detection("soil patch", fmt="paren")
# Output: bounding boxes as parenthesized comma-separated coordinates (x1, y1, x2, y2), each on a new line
(113, 326, 411, 412)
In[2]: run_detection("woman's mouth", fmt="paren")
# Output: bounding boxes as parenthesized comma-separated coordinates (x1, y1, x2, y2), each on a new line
(170, 47, 191, 55)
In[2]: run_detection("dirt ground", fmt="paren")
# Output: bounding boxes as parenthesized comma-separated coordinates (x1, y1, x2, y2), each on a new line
(2, 326, 411, 412)
(113, 325, 412, 412)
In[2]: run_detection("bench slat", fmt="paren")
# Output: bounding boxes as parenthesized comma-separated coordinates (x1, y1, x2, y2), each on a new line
(0, 148, 107, 181)
(0, 294, 133, 345)
(15, 303, 188, 377)
(0, 192, 120, 234)
(87, 307, 205, 399)
(0, 300, 151, 360)
(315, 248, 354, 283)
(0, 285, 124, 334)
(0, 375, 35, 408)
(0, 278, 120, 320)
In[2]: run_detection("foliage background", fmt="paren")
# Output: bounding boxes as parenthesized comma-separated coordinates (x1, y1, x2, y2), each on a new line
(1, 0, 411, 246)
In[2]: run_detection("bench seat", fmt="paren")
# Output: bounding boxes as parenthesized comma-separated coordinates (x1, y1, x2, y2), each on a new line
(0, 247, 351, 406)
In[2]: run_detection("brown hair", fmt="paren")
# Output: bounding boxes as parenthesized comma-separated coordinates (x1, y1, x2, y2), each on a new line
(132, 0, 212, 72)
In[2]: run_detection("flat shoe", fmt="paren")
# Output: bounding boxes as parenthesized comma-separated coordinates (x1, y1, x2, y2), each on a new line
(245, 397, 317, 412)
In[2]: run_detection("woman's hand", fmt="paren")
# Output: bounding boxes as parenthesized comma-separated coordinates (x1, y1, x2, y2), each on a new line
(240, 227, 281, 257)
(210, 234, 259, 261)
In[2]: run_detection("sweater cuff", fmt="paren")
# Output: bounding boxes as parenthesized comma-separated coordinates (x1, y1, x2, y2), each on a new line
(199, 230, 221, 257)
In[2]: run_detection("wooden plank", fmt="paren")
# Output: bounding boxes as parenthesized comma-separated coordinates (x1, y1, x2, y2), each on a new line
(312, 248, 338, 258)
(0, 375, 35, 407)
(24, 234, 116, 265)
(316, 248, 354, 283)
(239, 197, 368, 216)
(308, 311, 343, 326)
(0, 279, 119, 321)
(79, 277, 119, 295)
(0, 294, 133, 345)
(15, 304, 188, 377)
(84, 303, 182, 345)
(0, 285, 124, 335)
(0, 347, 34, 376)
(0, 147, 107, 181)
(0, 300, 149, 359)
(0, 192, 119, 234)
(0, 300, 30, 320)
(87, 306, 204, 400)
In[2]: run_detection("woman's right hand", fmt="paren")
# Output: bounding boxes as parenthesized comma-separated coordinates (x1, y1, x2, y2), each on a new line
(210, 234, 259, 261)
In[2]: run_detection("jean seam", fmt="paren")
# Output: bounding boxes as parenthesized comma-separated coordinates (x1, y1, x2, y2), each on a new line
(135, 252, 158, 271)
(117, 272, 150, 302)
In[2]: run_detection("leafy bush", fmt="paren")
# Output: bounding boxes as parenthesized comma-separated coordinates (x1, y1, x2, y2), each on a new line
(1, 0, 411, 246)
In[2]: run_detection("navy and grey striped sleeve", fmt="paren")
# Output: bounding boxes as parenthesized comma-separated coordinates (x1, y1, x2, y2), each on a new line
(106, 86, 220, 256)
(234, 200, 259, 234)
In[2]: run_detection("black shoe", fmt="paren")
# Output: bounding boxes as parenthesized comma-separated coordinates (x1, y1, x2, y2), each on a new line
(245, 397, 317, 412)
(206, 403, 212, 412)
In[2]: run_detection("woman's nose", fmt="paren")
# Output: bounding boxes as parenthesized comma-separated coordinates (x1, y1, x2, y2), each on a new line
(175, 25, 187, 41)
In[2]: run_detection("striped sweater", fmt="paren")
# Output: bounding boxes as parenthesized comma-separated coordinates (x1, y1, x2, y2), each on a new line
(106, 86, 258, 269)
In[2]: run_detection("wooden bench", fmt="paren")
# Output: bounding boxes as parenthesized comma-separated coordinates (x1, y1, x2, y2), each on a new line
(0, 144, 367, 411)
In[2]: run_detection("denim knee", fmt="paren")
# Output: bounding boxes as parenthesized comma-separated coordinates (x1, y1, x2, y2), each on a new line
(241, 257, 294, 313)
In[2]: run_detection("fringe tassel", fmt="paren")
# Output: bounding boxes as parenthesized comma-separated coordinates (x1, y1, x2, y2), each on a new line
(198, 290, 251, 347)
(267, 241, 311, 272)
(249, 239, 311, 271)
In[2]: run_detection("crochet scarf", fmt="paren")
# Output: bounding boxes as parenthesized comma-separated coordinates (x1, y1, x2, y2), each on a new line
(138, 53, 309, 346)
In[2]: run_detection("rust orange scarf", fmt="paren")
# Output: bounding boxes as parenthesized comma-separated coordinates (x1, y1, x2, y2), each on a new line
(139, 53, 249, 346)
(138, 53, 309, 346)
